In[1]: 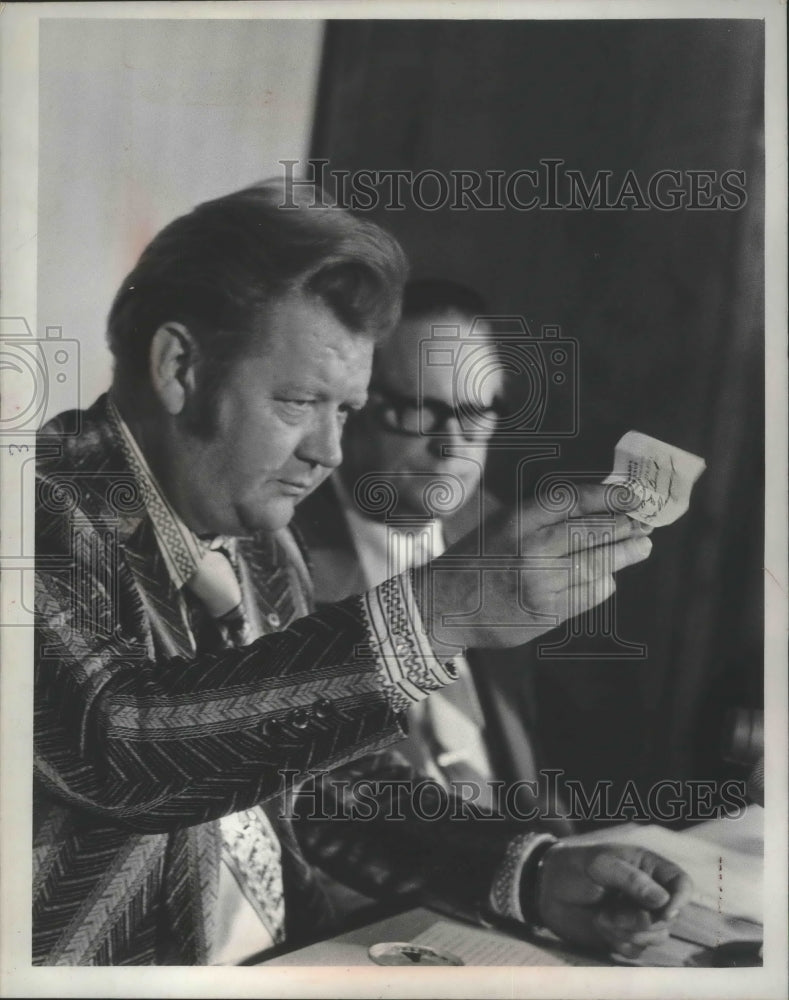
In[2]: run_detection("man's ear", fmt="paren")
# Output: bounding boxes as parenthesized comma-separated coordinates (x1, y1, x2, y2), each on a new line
(149, 323, 199, 415)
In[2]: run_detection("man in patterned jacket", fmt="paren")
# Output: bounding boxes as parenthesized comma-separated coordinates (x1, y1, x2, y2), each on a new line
(34, 179, 690, 965)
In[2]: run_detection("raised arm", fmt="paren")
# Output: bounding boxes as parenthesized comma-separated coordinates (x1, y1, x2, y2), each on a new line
(35, 498, 453, 832)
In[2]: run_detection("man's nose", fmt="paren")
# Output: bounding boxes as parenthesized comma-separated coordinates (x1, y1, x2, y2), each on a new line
(297, 413, 344, 470)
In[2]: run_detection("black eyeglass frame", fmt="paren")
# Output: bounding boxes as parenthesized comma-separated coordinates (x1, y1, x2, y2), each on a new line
(365, 382, 507, 439)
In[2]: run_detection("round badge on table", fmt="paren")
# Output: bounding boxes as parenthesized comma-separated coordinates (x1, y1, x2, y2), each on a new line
(368, 942, 464, 966)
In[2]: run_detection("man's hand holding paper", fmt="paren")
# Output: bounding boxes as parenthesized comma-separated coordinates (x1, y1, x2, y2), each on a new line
(415, 432, 705, 652)
(414, 482, 653, 651)
(603, 430, 706, 528)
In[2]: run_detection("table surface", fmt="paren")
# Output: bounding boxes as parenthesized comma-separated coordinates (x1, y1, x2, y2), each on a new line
(258, 806, 764, 968)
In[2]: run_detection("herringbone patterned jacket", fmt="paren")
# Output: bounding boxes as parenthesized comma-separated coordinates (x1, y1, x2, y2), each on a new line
(34, 397, 519, 965)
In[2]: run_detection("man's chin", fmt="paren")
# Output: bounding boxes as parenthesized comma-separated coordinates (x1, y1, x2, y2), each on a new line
(237, 496, 297, 535)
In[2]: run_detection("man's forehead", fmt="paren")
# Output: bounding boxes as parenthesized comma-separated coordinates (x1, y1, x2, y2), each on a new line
(379, 311, 499, 397)
(233, 292, 374, 397)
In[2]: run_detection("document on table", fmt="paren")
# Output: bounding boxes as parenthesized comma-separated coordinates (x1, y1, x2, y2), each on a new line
(568, 820, 763, 933)
(669, 902, 762, 949)
(410, 920, 604, 967)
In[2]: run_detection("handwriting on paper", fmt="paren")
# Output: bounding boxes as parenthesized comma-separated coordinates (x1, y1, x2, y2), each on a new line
(603, 430, 706, 527)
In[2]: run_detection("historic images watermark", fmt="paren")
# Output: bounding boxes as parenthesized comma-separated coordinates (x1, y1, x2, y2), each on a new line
(280, 767, 749, 824)
(279, 159, 748, 212)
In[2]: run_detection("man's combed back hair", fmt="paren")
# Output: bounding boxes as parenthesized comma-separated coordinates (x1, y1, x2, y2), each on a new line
(106, 178, 408, 383)
(401, 278, 489, 322)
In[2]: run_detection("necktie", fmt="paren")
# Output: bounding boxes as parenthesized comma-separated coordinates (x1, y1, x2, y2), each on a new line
(185, 542, 285, 957)
(186, 543, 254, 648)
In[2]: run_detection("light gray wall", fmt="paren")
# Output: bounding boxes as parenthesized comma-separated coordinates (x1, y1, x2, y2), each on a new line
(39, 18, 324, 413)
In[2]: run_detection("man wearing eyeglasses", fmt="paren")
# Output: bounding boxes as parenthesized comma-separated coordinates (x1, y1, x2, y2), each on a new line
(297, 279, 567, 825)
(35, 173, 682, 965)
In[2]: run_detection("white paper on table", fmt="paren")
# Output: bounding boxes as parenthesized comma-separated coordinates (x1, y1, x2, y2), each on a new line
(567, 821, 762, 925)
(410, 920, 573, 966)
(603, 430, 706, 527)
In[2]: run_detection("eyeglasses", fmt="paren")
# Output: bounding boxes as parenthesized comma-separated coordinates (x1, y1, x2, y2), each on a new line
(366, 383, 506, 440)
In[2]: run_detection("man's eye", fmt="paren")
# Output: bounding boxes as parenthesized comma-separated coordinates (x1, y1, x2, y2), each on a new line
(399, 406, 421, 433)
(276, 399, 314, 418)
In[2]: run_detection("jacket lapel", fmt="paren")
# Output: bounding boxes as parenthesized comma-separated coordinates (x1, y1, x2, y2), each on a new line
(61, 394, 196, 661)
(122, 517, 196, 659)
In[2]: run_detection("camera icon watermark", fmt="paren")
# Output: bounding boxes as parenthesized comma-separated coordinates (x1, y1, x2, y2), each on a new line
(0, 317, 81, 436)
(418, 316, 578, 439)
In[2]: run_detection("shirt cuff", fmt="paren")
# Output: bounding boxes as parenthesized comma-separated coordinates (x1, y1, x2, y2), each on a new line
(488, 832, 558, 924)
(361, 570, 459, 714)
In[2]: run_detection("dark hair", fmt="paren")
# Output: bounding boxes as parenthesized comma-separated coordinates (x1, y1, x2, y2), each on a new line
(107, 178, 408, 421)
(401, 278, 489, 322)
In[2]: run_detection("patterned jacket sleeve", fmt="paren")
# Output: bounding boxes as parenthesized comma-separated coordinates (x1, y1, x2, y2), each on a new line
(291, 750, 547, 919)
(34, 489, 456, 834)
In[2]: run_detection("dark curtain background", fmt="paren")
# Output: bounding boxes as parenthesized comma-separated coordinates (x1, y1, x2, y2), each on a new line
(311, 19, 764, 819)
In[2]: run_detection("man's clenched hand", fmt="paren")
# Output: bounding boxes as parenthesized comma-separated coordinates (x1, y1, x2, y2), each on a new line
(536, 842, 694, 958)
